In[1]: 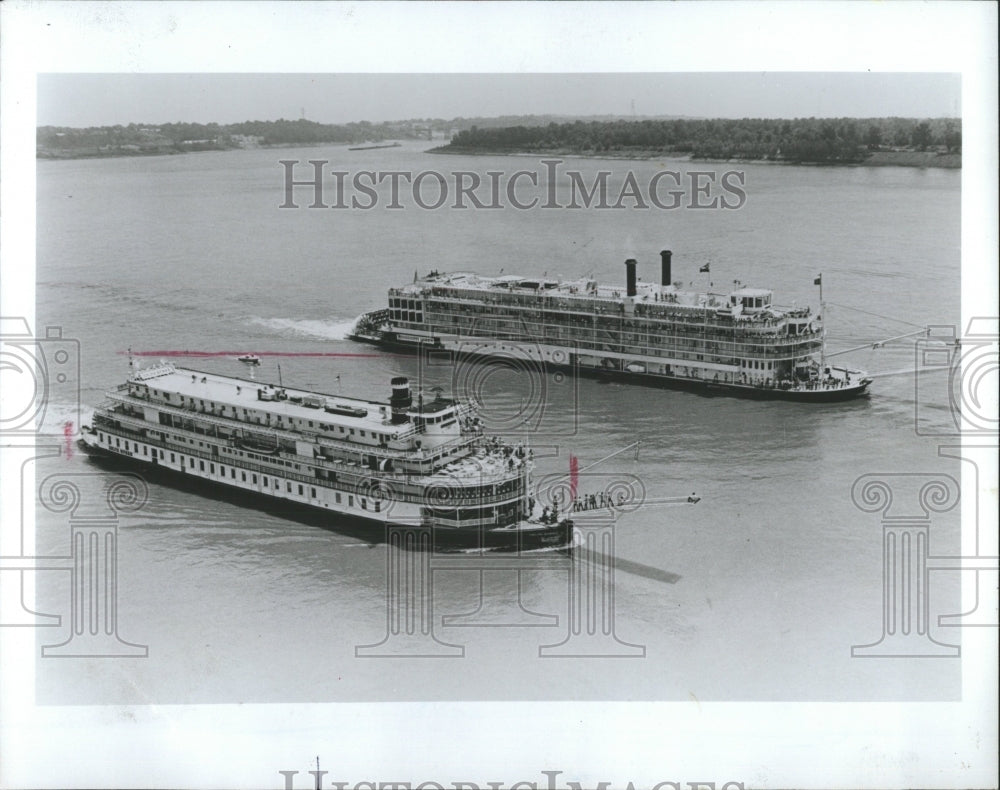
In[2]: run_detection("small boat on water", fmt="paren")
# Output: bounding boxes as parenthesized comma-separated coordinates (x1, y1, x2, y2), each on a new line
(348, 142, 402, 151)
(237, 354, 261, 365)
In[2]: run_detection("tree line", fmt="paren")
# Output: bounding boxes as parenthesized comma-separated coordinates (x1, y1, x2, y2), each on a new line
(444, 117, 961, 163)
(36, 118, 430, 156)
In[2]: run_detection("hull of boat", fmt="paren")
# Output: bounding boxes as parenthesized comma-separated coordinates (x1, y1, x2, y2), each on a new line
(77, 439, 572, 552)
(349, 332, 872, 403)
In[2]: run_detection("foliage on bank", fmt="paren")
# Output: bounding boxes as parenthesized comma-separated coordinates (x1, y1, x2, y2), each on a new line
(36, 118, 430, 158)
(442, 117, 962, 164)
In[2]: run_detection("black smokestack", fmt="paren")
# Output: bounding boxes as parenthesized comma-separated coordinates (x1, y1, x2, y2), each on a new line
(625, 258, 637, 297)
(390, 376, 412, 424)
(660, 249, 673, 286)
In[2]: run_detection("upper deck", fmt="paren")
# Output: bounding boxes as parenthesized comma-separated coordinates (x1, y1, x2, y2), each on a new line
(128, 364, 397, 426)
(122, 364, 464, 448)
(391, 270, 814, 323)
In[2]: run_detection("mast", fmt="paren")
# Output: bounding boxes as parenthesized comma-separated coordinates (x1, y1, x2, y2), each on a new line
(815, 273, 825, 371)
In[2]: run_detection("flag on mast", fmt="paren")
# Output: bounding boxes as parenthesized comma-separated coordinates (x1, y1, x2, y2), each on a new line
(814, 274, 822, 286)
(699, 262, 710, 273)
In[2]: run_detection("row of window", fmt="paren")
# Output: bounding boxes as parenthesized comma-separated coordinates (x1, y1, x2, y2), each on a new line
(99, 431, 383, 511)
(423, 299, 812, 337)
(157, 402, 396, 445)
(423, 311, 816, 347)
(389, 296, 422, 310)
(741, 359, 777, 370)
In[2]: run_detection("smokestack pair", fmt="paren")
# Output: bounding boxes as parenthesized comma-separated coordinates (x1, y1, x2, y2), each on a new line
(624, 250, 672, 296)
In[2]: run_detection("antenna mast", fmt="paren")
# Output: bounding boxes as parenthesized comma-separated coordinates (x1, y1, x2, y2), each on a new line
(816, 273, 826, 372)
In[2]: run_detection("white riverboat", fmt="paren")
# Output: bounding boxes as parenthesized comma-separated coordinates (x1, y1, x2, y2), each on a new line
(350, 250, 873, 402)
(79, 363, 572, 550)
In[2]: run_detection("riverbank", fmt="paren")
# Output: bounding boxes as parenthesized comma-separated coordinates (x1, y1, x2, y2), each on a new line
(428, 146, 961, 169)
(36, 140, 413, 161)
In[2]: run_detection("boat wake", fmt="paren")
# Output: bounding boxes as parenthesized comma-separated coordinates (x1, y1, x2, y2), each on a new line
(248, 317, 360, 341)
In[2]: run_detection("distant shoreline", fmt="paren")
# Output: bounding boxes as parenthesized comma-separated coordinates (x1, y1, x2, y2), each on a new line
(427, 146, 961, 169)
(35, 140, 372, 161)
(37, 143, 961, 170)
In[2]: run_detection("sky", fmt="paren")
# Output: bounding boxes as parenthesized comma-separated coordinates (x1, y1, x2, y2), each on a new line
(37, 72, 962, 128)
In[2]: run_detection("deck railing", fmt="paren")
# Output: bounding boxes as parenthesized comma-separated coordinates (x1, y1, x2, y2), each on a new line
(92, 420, 525, 507)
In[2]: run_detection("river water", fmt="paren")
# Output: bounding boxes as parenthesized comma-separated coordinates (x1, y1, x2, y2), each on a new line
(32, 142, 962, 703)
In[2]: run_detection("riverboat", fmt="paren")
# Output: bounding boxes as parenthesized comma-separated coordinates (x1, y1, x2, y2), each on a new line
(350, 250, 872, 402)
(79, 363, 572, 550)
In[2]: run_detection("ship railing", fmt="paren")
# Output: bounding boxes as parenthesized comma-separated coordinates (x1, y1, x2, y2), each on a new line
(93, 422, 525, 506)
(96, 415, 521, 490)
(106, 390, 477, 462)
(421, 312, 823, 342)
(104, 408, 480, 478)
(426, 299, 822, 331)
(412, 324, 821, 361)
(423, 292, 819, 330)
